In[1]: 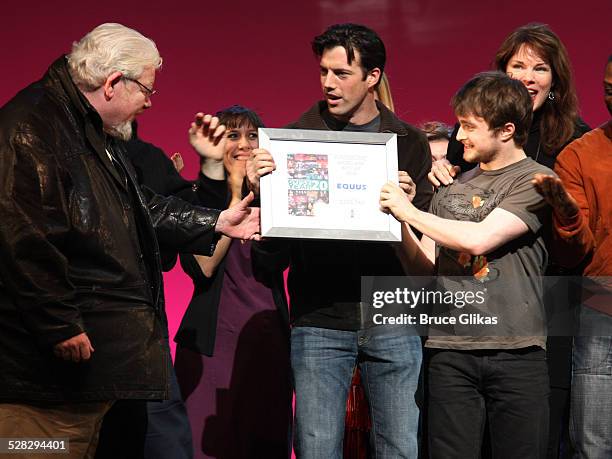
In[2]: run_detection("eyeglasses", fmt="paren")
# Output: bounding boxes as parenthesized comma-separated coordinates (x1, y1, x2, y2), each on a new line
(122, 76, 156, 97)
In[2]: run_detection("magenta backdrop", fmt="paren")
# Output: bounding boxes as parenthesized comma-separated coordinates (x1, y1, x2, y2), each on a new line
(2, 0, 609, 359)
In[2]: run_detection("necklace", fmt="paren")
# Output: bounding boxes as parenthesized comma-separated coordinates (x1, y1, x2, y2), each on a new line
(534, 141, 541, 163)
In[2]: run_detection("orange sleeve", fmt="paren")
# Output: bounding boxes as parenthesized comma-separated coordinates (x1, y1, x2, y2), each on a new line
(552, 145, 595, 268)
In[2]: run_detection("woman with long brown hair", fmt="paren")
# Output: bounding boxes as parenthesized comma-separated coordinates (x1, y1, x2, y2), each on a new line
(433, 23, 589, 179)
(494, 23, 587, 164)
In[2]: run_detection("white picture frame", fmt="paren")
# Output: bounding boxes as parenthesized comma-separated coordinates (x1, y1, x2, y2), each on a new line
(259, 128, 401, 242)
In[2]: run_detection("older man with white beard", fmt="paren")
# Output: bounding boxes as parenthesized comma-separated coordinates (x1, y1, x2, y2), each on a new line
(0, 23, 259, 458)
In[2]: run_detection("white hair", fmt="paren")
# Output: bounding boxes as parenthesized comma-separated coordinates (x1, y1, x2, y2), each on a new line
(67, 23, 162, 91)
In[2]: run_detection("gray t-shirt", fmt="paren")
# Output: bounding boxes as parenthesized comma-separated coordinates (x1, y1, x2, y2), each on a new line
(425, 157, 554, 350)
(343, 115, 381, 133)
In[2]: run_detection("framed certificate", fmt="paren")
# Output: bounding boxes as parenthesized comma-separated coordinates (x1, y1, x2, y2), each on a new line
(259, 128, 401, 242)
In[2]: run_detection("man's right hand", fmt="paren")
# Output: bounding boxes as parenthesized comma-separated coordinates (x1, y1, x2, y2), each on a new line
(216, 192, 261, 240)
(53, 332, 94, 363)
(428, 158, 461, 187)
(246, 148, 276, 194)
(188, 113, 226, 161)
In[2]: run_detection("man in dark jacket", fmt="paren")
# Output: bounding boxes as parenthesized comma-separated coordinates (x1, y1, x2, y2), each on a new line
(247, 23, 432, 458)
(0, 23, 259, 457)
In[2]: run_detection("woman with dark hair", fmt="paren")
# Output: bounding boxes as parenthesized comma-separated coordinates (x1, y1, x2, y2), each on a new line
(432, 22, 589, 182)
(173, 106, 291, 459)
(494, 23, 583, 160)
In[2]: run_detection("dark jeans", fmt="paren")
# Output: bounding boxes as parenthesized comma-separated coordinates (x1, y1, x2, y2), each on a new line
(144, 356, 193, 459)
(427, 347, 549, 459)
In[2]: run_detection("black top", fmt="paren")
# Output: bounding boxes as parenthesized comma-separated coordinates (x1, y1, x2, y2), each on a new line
(174, 173, 289, 356)
(124, 137, 191, 197)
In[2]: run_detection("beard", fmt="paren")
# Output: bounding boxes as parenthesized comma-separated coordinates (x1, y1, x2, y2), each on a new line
(105, 121, 133, 141)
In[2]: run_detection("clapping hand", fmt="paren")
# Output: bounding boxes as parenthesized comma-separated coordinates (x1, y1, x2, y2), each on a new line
(188, 113, 226, 161)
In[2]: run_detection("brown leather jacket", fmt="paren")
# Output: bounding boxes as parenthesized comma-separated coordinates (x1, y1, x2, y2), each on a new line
(0, 56, 220, 401)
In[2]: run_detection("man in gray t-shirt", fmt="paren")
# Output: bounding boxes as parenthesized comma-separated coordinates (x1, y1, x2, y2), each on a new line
(381, 71, 553, 459)
(427, 156, 552, 349)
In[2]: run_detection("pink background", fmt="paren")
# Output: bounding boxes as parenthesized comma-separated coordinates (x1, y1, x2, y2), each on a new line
(2, 0, 609, 359)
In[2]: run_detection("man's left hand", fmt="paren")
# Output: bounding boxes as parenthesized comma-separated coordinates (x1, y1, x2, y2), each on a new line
(380, 181, 415, 223)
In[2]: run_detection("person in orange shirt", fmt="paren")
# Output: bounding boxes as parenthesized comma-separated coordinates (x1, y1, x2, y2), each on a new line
(533, 54, 612, 458)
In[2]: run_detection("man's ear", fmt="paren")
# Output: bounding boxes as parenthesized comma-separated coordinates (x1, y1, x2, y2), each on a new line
(499, 122, 516, 142)
(102, 71, 124, 100)
(367, 67, 381, 89)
